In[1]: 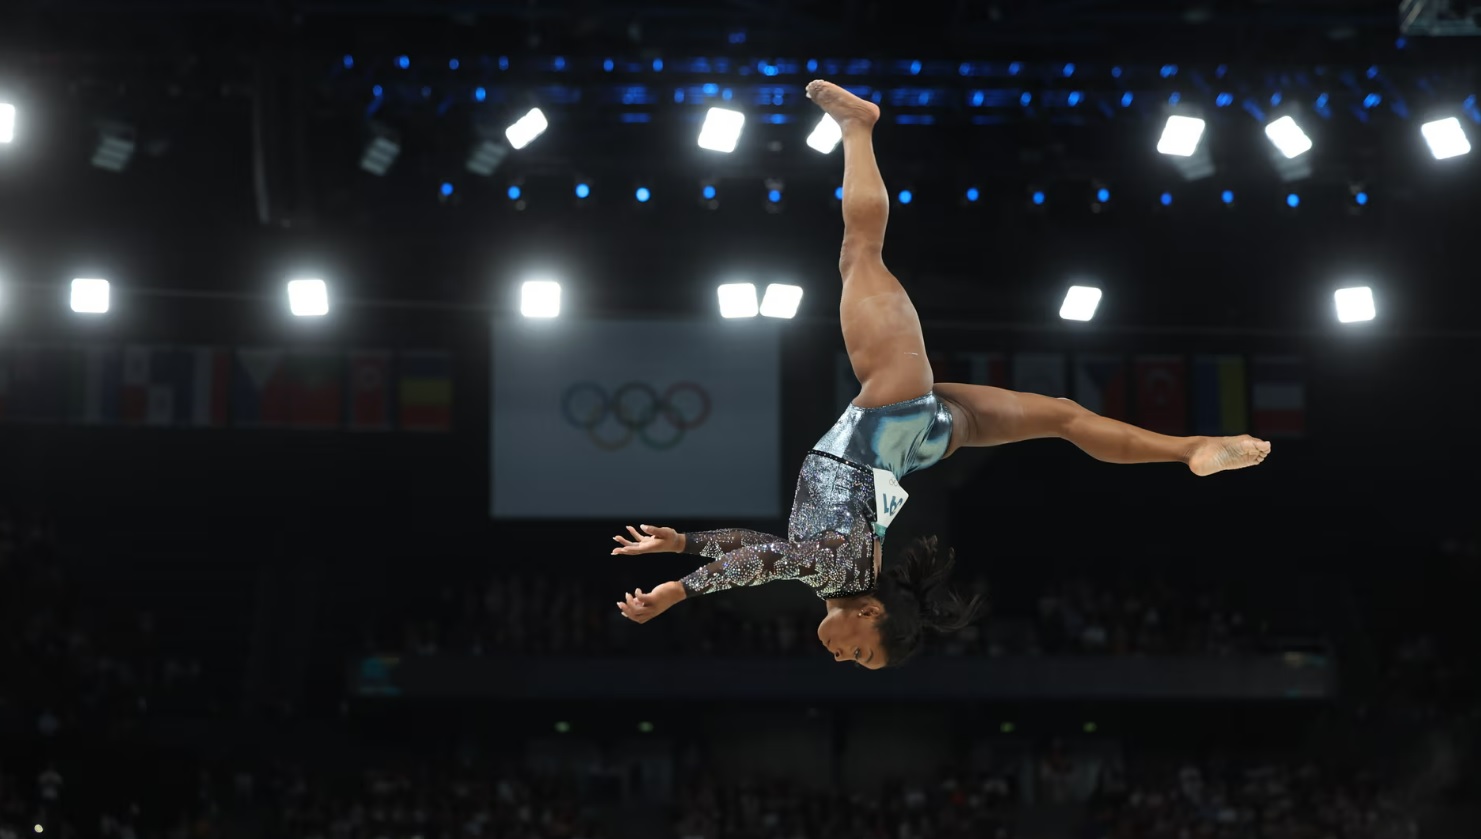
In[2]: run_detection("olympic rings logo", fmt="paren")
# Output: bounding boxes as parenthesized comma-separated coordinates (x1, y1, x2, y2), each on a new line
(560, 381, 712, 451)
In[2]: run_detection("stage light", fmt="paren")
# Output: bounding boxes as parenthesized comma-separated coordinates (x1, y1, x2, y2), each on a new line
(0, 103, 14, 144)
(897, 190, 913, 204)
(767, 189, 782, 203)
(1334, 286, 1375, 323)
(1096, 188, 1110, 202)
(505, 108, 548, 150)
(1160, 192, 1173, 206)
(440, 182, 454, 197)
(635, 186, 651, 203)
(717, 283, 759, 318)
(1421, 117, 1470, 159)
(70, 279, 110, 314)
(1059, 286, 1101, 321)
(1031, 190, 1045, 205)
(1286, 193, 1300, 208)
(697, 107, 745, 153)
(965, 187, 980, 202)
(91, 122, 136, 172)
(759, 284, 803, 319)
(361, 125, 401, 176)
(507, 185, 522, 200)
(1157, 115, 1206, 156)
(702, 184, 717, 200)
(575, 182, 590, 199)
(521, 280, 561, 318)
(397, 55, 410, 69)
(834, 186, 844, 201)
(1354, 190, 1369, 206)
(1221, 190, 1236, 205)
(1265, 115, 1313, 158)
(286, 279, 329, 317)
(806, 114, 842, 153)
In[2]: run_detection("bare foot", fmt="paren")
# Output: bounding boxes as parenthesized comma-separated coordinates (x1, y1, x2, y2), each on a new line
(806, 79, 880, 128)
(1188, 435, 1272, 477)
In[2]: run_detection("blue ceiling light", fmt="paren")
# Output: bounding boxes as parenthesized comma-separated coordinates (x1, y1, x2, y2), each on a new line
(897, 190, 913, 204)
(1096, 188, 1110, 203)
(1062, 63, 1075, 77)
(1121, 92, 1134, 107)
(1067, 91, 1082, 106)
(1286, 193, 1300, 208)
(1221, 190, 1236, 205)
(603, 58, 615, 72)
(834, 186, 844, 201)
(703, 185, 717, 200)
(636, 187, 651, 202)
(342, 55, 354, 69)
(507, 185, 521, 200)
(397, 55, 410, 69)
(440, 182, 454, 197)
(1160, 192, 1173, 206)
(965, 187, 980, 202)
(1355, 191, 1369, 206)
(768, 189, 782, 203)
(1020, 92, 1033, 106)
(474, 86, 486, 101)
(575, 183, 591, 199)
(909, 60, 922, 75)
(1031, 191, 1045, 205)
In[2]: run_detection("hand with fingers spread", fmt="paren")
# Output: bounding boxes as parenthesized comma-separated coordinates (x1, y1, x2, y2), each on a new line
(611, 524, 684, 556)
(615, 580, 686, 624)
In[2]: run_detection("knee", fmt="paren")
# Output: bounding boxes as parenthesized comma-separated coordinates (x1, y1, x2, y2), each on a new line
(838, 236, 882, 277)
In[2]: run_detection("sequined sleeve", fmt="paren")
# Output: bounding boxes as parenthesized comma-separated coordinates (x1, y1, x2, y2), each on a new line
(677, 529, 863, 598)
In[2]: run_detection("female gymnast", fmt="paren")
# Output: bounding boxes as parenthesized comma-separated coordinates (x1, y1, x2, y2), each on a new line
(611, 80, 1271, 669)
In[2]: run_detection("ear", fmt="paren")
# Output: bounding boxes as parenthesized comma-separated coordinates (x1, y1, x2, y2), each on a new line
(858, 601, 884, 619)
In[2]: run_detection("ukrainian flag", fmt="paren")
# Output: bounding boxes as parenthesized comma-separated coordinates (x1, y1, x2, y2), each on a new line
(1192, 355, 1248, 436)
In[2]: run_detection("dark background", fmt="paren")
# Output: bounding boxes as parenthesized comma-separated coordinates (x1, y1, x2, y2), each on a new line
(1, 1, 1479, 838)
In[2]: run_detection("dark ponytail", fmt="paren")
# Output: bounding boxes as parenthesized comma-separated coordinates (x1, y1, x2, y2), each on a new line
(874, 536, 984, 667)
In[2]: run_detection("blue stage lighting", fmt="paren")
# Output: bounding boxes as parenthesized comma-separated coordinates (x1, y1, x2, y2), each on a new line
(575, 183, 591, 199)
(834, 186, 844, 201)
(966, 187, 980, 202)
(1221, 190, 1235, 205)
(1216, 92, 1234, 107)
(1068, 91, 1082, 106)
(1009, 62, 1022, 76)
(808, 59, 818, 72)
(1160, 192, 1173, 206)
(652, 58, 664, 72)
(507, 185, 522, 200)
(768, 189, 782, 203)
(1355, 191, 1369, 205)
(1367, 65, 1380, 79)
(1121, 92, 1134, 107)
(554, 56, 566, 70)
(971, 91, 985, 106)
(1168, 92, 1181, 105)
(898, 190, 913, 204)
(1032, 191, 1045, 205)
(474, 87, 486, 101)
(343, 55, 354, 69)
(1111, 66, 1123, 78)
(449, 59, 460, 70)
(909, 60, 922, 75)
(441, 182, 454, 197)
(1063, 63, 1075, 76)
(959, 62, 971, 76)
(1096, 188, 1110, 203)
(1271, 92, 1282, 106)
(372, 85, 383, 97)
(1364, 93, 1381, 108)
(397, 55, 410, 69)
(702, 83, 718, 96)
(703, 185, 717, 200)
(1286, 193, 1300, 208)
(603, 59, 614, 72)
(498, 56, 509, 71)
(636, 187, 651, 202)
(1020, 92, 1032, 106)
(1160, 64, 1177, 78)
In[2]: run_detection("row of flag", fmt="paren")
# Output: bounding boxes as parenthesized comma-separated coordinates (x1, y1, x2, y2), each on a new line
(0, 345, 453, 431)
(837, 351, 1307, 437)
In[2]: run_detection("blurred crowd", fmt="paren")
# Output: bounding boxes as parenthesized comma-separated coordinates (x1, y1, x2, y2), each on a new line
(0, 508, 211, 732)
(366, 569, 1302, 660)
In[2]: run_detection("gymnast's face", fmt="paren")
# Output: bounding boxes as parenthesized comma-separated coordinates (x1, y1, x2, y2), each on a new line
(817, 598, 886, 670)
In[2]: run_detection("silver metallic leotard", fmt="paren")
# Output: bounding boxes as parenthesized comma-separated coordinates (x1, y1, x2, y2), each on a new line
(679, 392, 954, 600)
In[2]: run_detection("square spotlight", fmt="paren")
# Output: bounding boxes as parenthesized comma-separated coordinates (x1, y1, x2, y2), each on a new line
(1156, 115, 1206, 157)
(287, 278, 329, 317)
(806, 114, 842, 154)
(1059, 285, 1102, 321)
(0, 103, 14, 144)
(521, 280, 561, 318)
(716, 283, 758, 318)
(505, 108, 549, 150)
(1421, 117, 1470, 160)
(697, 107, 746, 153)
(70, 278, 110, 314)
(1334, 286, 1375, 323)
(1265, 115, 1313, 158)
(759, 284, 804, 318)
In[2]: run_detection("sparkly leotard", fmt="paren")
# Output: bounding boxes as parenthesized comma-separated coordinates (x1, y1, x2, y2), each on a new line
(679, 393, 954, 600)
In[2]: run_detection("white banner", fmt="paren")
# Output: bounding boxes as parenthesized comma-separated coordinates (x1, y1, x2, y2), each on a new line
(491, 318, 781, 519)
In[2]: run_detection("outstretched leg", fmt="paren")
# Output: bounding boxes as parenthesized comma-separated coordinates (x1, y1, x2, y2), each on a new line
(933, 382, 1271, 476)
(807, 80, 933, 409)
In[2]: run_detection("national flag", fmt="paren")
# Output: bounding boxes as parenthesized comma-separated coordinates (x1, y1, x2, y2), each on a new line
(233, 348, 291, 427)
(7, 345, 70, 422)
(347, 350, 392, 431)
(1012, 352, 1066, 397)
(1251, 356, 1306, 437)
(182, 347, 232, 428)
(68, 346, 123, 425)
(1133, 355, 1188, 434)
(285, 351, 344, 429)
(397, 351, 452, 432)
(1193, 355, 1249, 436)
(1072, 355, 1128, 419)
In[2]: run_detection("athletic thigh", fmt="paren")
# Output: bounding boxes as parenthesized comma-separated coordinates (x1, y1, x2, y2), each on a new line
(840, 261, 933, 408)
(933, 383, 1081, 452)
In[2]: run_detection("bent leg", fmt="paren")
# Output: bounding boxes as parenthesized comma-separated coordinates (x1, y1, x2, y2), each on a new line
(933, 383, 1271, 476)
(808, 79, 932, 408)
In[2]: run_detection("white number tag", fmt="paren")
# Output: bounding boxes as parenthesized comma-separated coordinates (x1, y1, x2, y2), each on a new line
(872, 468, 909, 529)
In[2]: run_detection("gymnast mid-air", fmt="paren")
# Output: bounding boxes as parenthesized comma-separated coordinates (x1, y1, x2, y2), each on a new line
(611, 81, 1271, 669)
